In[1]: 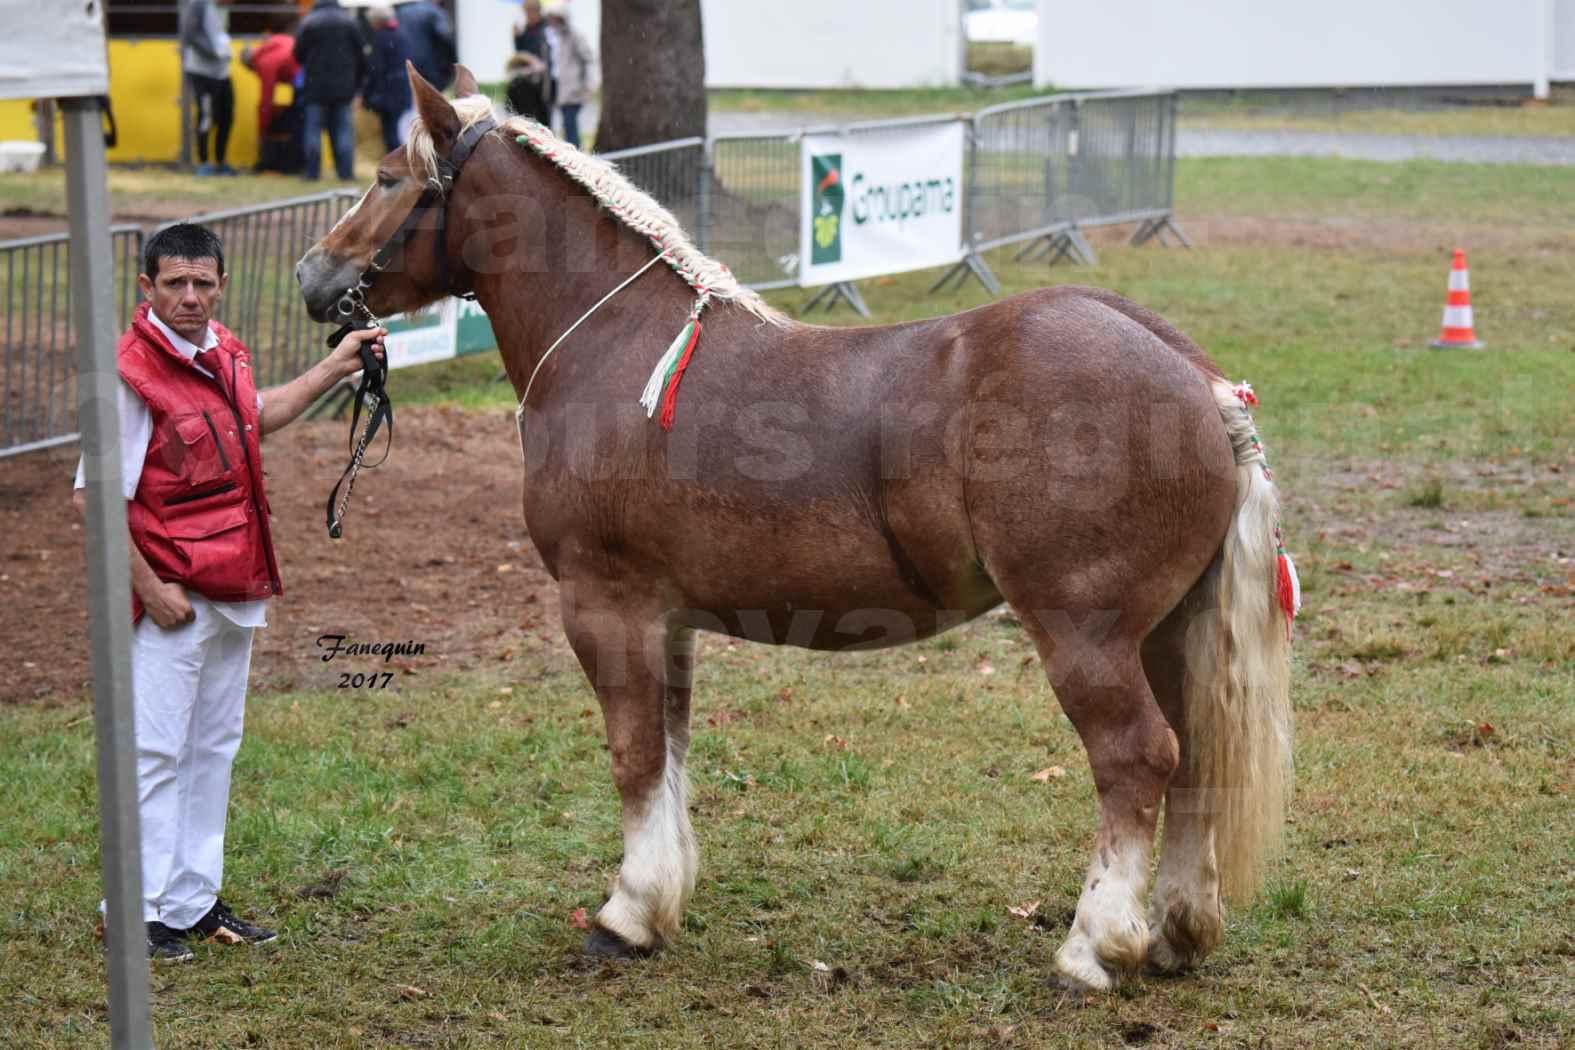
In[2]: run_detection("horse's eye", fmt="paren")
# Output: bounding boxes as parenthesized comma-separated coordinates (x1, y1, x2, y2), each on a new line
(376, 173, 400, 190)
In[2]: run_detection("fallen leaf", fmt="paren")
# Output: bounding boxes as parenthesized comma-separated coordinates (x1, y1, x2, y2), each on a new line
(396, 985, 429, 1001)
(823, 734, 847, 750)
(496, 563, 514, 574)
(893, 695, 909, 709)
(570, 907, 589, 930)
(1029, 766, 1066, 782)
(1008, 899, 1041, 919)
(977, 660, 996, 676)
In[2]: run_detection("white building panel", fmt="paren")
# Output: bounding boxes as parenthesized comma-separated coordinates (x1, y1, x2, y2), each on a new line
(699, 0, 962, 89)
(1035, 0, 1550, 91)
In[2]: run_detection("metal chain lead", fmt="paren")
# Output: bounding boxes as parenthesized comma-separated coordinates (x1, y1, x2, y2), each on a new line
(328, 284, 386, 538)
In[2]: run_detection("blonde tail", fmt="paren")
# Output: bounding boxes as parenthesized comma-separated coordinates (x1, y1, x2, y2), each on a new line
(1180, 380, 1294, 901)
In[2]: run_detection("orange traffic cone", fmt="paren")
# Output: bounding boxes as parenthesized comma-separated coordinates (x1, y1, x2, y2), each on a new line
(1430, 249, 1484, 349)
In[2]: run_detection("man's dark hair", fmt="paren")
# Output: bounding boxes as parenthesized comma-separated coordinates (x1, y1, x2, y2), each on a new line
(143, 223, 226, 280)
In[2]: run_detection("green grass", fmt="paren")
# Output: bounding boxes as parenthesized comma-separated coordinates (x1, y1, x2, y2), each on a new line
(3, 620, 1571, 1048)
(709, 83, 1050, 118)
(1181, 87, 1575, 139)
(1, 165, 368, 224)
(6, 146, 1575, 1048)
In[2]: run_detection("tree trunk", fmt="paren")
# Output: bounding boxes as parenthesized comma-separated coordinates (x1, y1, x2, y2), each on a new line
(594, 0, 706, 152)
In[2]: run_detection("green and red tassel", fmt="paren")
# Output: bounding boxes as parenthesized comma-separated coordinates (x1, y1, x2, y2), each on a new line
(640, 318, 702, 430)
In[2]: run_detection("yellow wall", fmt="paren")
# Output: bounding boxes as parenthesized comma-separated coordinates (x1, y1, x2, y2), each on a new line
(0, 38, 292, 167)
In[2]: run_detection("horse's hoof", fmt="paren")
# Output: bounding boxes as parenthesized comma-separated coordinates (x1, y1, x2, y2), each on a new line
(583, 925, 655, 960)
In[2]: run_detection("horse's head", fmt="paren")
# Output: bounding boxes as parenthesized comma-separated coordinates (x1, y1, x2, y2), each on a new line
(296, 63, 488, 322)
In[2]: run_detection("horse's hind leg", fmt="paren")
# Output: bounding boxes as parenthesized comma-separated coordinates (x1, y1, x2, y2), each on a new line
(559, 583, 699, 955)
(1141, 591, 1225, 974)
(1017, 612, 1180, 991)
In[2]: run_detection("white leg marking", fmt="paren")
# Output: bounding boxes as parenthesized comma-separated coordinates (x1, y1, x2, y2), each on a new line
(595, 740, 694, 949)
(1054, 838, 1151, 991)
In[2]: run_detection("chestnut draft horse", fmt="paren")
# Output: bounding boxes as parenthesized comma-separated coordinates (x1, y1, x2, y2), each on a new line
(297, 67, 1294, 992)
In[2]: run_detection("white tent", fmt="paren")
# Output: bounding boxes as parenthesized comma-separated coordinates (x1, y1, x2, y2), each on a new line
(2, 4, 154, 1047)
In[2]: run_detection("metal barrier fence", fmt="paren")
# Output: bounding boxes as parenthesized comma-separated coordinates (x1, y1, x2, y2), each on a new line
(601, 137, 706, 249)
(593, 88, 1183, 292)
(703, 133, 802, 289)
(1, 226, 143, 457)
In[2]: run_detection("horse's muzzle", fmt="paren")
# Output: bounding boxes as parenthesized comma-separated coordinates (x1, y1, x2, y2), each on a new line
(296, 248, 364, 324)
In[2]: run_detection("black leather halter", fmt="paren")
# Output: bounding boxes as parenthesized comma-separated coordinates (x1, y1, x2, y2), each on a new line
(323, 115, 498, 540)
(329, 114, 499, 330)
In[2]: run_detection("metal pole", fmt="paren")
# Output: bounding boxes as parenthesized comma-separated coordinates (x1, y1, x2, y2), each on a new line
(696, 142, 712, 255)
(36, 99, 58, 166)
(177, 0, 192, 166)
(62, 96, 156, 1050)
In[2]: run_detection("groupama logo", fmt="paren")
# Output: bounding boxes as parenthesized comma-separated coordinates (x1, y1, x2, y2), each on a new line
(811, 153, 844, 265)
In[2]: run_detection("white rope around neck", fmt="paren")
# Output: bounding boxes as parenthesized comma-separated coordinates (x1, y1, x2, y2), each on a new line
(513, 247, 673, 460)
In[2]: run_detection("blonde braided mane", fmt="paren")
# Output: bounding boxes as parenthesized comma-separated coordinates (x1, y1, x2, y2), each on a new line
(407, 95, 787, 327)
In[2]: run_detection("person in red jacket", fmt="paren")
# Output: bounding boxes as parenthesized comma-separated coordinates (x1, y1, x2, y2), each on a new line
(241, 15, 301, 137)
(72, 223, 385, 962)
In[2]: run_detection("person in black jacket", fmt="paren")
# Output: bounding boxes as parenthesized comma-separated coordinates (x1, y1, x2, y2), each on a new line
(294, 0, 367, 180)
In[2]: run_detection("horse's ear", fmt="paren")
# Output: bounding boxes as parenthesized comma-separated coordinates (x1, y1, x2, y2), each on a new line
(408, 60, 459, 153)
(451, 64, 480, 98)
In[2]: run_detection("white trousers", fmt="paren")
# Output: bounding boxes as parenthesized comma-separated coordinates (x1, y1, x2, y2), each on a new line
(126, 596, 255, 928)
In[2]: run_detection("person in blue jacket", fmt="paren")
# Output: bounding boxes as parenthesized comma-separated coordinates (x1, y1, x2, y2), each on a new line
(395, 0, 457, 92)
(363, 6, 415, 152)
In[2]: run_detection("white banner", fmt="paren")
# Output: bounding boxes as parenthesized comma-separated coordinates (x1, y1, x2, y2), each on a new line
(2, 2, 110, 99)
(383, 300, 456, 371)
(799, 122, 965, 287)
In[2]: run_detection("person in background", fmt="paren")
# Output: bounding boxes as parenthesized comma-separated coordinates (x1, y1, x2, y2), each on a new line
(395, 0, 457, 92)
(504, 49, 550, 126)
(363, 6, 414, 153)
(72, 223, 386, 961)
(240, 15, 300, 140)
(294, 0, 367, 181)
(179, 0, 237, 176)
(513, 0, 553, 107)
(543, 2, 596, 148)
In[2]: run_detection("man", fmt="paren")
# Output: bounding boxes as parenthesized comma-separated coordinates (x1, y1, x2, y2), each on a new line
(396, 0, 457, 92)
(179, 0, 237, 176)
(294, 0, 367, 181)
(363, 6, 415, 153)
(73, 223, 386, 961)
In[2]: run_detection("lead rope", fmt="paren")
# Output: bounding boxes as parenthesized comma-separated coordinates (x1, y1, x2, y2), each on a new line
(514, 247, 674, 460)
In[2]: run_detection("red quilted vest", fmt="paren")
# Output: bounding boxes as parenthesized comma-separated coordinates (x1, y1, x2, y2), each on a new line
(117, 303, 282, 620)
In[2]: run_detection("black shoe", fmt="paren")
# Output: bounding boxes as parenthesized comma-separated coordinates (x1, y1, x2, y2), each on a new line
(185, 899, 277, 946)
(147, 921, 196, 962)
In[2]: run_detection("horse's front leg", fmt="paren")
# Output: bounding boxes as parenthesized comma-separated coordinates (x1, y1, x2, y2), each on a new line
(559, 580, 698, 956)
